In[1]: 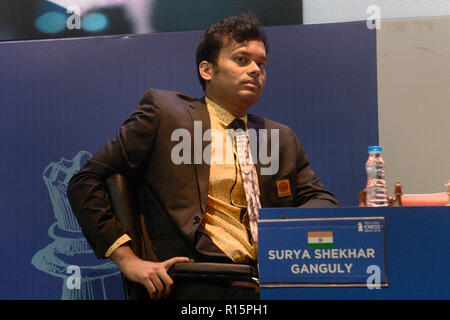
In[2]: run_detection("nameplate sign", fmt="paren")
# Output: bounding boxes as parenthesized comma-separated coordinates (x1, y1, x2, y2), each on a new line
(258, 217, 387, 287)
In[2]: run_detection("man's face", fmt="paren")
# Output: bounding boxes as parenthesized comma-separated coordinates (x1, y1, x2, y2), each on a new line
(203, 38, 267, 115)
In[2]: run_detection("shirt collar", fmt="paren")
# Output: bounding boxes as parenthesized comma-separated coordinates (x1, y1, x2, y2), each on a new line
(205, 96, 248, 128)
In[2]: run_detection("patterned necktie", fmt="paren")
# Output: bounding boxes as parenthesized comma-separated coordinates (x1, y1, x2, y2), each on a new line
(230, 118, 261, 245)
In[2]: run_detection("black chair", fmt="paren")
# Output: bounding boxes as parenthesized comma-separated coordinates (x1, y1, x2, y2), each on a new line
(106, 173, 259, 300)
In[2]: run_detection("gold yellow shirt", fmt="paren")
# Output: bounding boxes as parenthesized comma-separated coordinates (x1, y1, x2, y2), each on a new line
(201, 97, 256, 263)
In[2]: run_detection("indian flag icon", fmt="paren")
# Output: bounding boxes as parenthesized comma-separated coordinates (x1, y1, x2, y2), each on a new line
(307, 231, 333, 248)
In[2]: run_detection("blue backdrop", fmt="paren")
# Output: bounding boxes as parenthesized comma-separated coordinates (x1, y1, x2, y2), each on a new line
(0, 21, 377, 299)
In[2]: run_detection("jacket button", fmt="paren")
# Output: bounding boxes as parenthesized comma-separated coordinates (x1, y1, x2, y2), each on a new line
(193, 216, 201, 224)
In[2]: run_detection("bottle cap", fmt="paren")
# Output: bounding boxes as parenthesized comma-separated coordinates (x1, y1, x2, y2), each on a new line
(368, 146, 382, 152)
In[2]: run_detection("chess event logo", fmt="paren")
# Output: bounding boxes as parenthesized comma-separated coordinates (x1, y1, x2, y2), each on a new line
(358, 220, 382, 232)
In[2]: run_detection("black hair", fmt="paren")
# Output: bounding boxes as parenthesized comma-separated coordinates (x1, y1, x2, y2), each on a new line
(196, 13, 269, 91)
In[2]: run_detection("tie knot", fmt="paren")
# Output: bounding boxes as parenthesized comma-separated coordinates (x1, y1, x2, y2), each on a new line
(229, 118, 246, 131)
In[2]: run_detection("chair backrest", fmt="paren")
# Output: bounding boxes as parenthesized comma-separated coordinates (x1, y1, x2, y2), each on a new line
(106, 173, 158, 261)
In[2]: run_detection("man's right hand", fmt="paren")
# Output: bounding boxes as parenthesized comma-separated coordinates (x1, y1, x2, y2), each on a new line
(110, 245, 190, 299)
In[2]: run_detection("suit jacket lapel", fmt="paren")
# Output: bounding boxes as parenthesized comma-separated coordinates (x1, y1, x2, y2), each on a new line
(187, 97, 210, 214)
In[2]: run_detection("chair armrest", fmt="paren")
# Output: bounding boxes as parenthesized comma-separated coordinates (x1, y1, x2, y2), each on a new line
(168, 262, 259, 284)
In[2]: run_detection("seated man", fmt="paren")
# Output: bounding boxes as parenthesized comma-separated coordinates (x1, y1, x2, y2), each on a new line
(67, 13, 339, 300)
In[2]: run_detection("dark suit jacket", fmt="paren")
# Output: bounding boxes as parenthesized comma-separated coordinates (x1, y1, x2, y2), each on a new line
(67, 88, 339, 261)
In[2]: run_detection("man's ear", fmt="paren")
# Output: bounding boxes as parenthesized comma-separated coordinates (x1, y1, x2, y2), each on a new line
(199, 61, 213, 82)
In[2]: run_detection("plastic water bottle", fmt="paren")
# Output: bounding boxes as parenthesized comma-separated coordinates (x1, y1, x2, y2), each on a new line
(365, 146, 388, 207)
